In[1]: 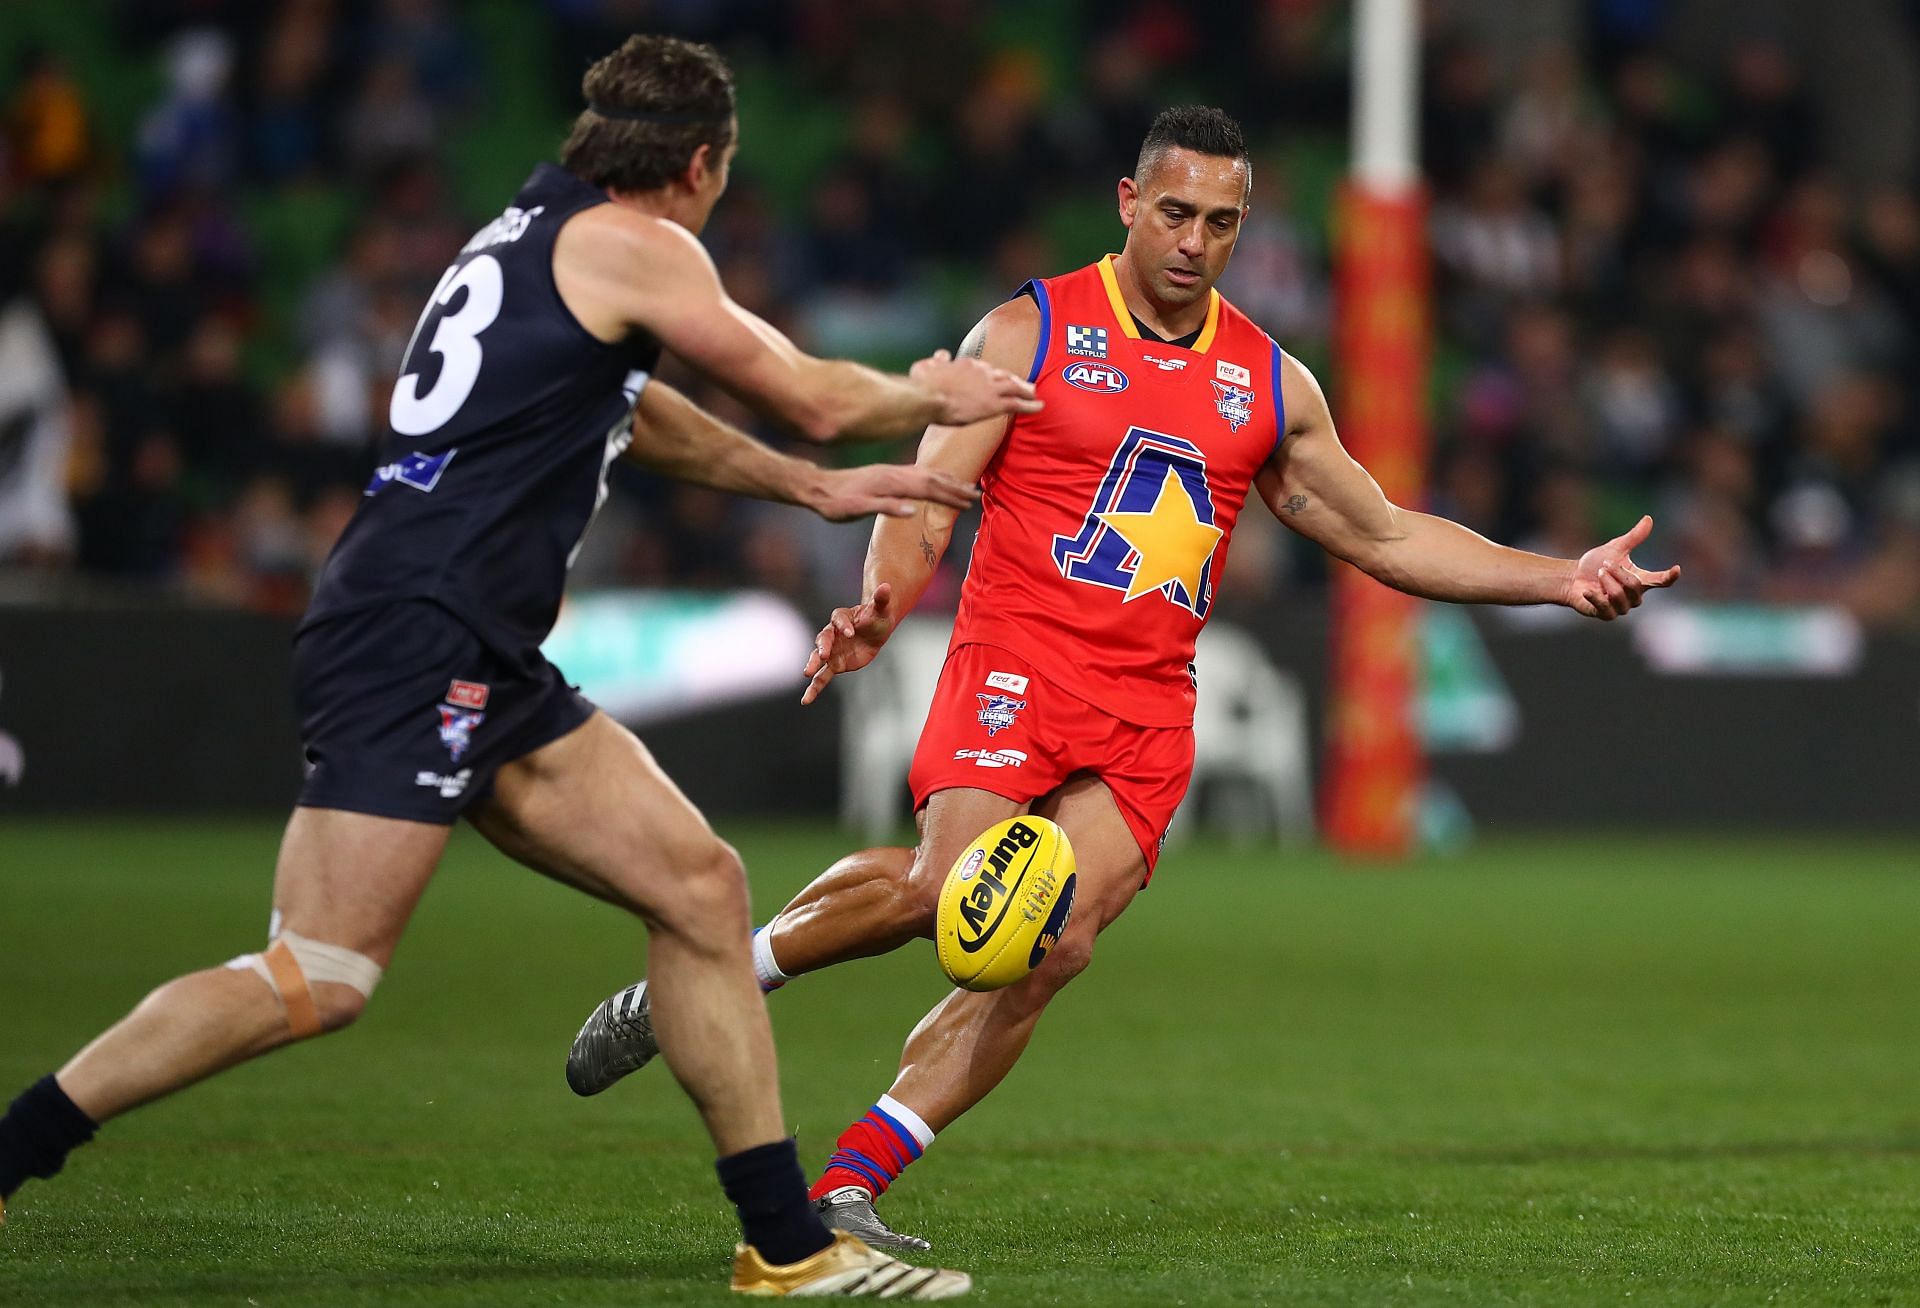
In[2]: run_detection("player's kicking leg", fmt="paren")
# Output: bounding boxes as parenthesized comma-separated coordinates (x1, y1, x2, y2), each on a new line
(567, 777, 1151, 1249)
(470, 710, 969, 1297)
(0, 806, 448, 1220)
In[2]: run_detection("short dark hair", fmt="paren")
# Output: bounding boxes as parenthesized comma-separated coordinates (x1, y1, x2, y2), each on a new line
(1135, 105, 1250, 197)
(560, 35, 736, 193)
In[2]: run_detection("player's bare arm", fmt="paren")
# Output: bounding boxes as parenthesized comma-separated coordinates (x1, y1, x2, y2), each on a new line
(1259, 353, 1680, 619)
(555, 207, 1040, 443)
(623, 379, 979, 522)
(799, 296, 1041, 703)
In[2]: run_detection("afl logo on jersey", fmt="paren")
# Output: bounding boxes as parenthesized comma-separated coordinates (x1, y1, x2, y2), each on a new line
(1062, 362, 1130, 394)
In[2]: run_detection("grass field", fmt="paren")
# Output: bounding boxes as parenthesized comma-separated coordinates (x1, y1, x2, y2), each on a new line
(1, 820, 1917, 1306)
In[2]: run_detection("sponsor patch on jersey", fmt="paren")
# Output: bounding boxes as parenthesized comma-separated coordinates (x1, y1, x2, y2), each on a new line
(366, 448, 458, 496)
(984, 670, 1029, 695)
(1063, 361, 1130, 394)
(1066, 324, 1108, 358)
(1211, 380, 1255, 432)
(415, 768, 473, 798)
(975, 693, 1026, 736)
(446, 680, 490, 710)
(1216, 359, 1252, 387)
(954, 747, 1028, 769)
(437, 706, 485, 762)
(1142, 353, 1189, 371)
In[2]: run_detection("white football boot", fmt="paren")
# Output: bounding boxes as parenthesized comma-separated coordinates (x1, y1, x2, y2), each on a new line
(731, 1231, 969, 1298)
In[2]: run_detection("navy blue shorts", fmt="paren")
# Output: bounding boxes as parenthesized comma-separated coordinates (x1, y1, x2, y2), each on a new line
(292, 600, 595, 824)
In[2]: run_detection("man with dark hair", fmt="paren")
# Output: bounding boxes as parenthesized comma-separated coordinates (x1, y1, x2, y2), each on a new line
(0, 32, 1031, 1299)
(567, 103, 1679, 1249)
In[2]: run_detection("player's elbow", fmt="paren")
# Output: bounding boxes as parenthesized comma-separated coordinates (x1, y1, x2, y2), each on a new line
(786, 368, 853, 443)
(786, 394, 843, 444)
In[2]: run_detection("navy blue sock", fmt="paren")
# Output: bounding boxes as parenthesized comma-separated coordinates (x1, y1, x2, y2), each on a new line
(0, 1075, 98, 1198)
(715, 1137, 834, 1265)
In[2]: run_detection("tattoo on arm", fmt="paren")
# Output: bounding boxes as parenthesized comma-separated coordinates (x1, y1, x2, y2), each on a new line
(956, 317, 988, 360)
(919, 533, 937, 567)
(1283, 494, 1308, 515)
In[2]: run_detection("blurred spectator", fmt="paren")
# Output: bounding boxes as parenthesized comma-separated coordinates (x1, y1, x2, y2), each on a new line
(337, 58, 438, 180)
(136, 29, 239, 198)
(6, 50, 92, 186)
(0, 297, 77, 565)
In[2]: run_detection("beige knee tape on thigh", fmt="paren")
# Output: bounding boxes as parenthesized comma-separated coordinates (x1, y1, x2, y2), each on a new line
(225, 930, 384, 1038)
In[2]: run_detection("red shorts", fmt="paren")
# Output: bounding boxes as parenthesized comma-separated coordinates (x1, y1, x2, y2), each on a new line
(908, 643, 1195, 874)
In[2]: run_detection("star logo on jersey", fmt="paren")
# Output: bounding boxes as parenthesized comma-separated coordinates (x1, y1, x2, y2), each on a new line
(1066, 324, 1108, 358)
(1210, 380, 1255, 432)
(1093, 465, 1225, 604)
(437, 706, 485, 762)
(975, 694, 1026, 737)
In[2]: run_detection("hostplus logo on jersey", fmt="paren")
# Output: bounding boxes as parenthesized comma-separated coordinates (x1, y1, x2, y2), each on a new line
(1066, 324, 1108, 358)
(975, 693, 1026, 736)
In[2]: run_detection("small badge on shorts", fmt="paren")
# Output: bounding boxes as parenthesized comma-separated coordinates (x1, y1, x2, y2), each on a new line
(975, 693, 1026, 737)
(984, 670, 1029, 695)
(447, 680, 490, 710)
(437, 706, 485, 762)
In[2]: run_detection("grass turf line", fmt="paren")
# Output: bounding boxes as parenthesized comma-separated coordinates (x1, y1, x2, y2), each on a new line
(1, 820, 1917, 1305)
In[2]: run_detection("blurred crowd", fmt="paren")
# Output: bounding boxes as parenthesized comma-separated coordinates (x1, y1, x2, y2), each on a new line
(2, 0, 1918, 627)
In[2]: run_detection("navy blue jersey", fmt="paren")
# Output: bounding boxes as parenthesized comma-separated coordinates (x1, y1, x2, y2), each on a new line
(303, 164, 661, 661)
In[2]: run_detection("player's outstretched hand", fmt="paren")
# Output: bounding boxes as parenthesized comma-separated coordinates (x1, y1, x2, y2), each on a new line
(1562, 515, 1681, 620)
(911, 348, 1043, 426)
(801, 583, 896, 704)
(806, 464, 979, 523)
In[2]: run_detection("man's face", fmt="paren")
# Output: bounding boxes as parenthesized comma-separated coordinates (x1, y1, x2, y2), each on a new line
(683, 122, 738, 234)
(1118, 147, 1250, 307)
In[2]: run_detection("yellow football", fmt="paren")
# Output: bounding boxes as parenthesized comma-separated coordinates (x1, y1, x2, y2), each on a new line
(935, 815, 1078, 992)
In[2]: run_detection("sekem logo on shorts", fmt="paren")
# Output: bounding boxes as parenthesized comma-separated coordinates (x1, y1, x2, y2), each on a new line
(415, 768, 472, 798)
(954, 747, 1027, 769)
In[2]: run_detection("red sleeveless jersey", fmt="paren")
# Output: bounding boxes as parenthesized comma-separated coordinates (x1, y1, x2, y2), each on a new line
(950, 255, 1285, 727)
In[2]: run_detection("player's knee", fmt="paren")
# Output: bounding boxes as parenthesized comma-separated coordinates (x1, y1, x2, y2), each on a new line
(1032, 932, 1095, 996)
(226, 931, 383, 1042)
(656, 838, 752, 943)
(311, 981, 369, 1033)
(901, 846, 949, 931)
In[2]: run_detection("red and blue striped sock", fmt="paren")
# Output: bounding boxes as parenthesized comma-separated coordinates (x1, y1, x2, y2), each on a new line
(808, 1094, 935, 1201)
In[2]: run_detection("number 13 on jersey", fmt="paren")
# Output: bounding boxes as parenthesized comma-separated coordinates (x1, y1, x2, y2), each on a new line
(1050, 427, 1223, 619)
(390, 254, 505, 436)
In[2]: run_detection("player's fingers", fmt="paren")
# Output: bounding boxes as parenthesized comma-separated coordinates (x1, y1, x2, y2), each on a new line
(912, 470, 977, 508)
(991, 368, 1039, 400)
(1641, 563, 1682, 588)
(1619, 514, 1653, 550)
(870, 582, 893, 617)
(800, 664, 836, 704)
(1599, 567, 1631, 616)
